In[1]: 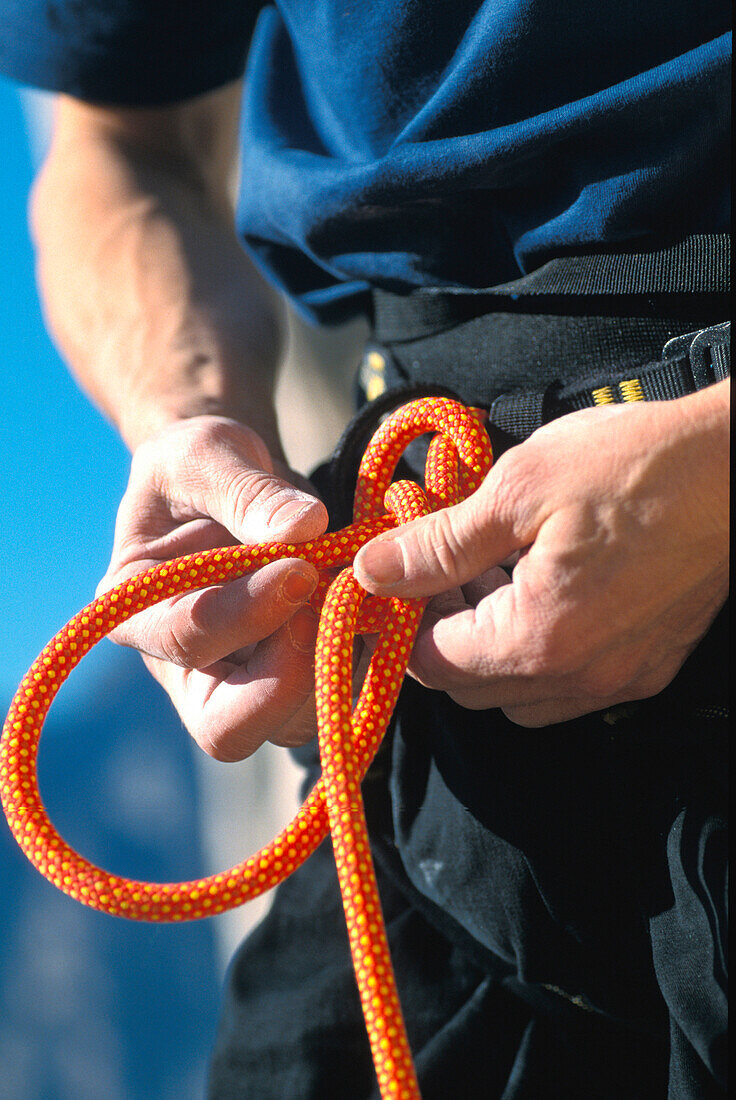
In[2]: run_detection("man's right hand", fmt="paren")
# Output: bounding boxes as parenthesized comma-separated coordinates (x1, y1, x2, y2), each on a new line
(98, 416, 329, 761)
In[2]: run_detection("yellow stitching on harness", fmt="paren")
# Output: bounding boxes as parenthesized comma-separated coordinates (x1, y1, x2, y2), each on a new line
(619, 378, 645, 402)
(363, 350, 387, 401)
(592, 385, 615, 405)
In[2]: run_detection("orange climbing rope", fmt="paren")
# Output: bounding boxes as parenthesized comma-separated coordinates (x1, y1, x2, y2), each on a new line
(0, 397, 492, 1100)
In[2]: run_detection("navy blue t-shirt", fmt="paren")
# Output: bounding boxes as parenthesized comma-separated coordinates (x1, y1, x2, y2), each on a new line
(0, 1, 730, 321)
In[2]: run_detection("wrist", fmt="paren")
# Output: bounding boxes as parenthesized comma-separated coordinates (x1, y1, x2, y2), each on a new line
(112, 294, 286, 455)
(657, 378, 730, 550)
(89, 271, 286, 455)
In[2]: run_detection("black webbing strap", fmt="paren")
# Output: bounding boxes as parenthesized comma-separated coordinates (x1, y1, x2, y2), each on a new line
(371, 234, 731, 342)
(489, 321, 731, 446)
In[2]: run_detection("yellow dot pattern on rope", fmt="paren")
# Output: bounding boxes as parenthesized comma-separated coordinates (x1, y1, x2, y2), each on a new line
(0, 396, 492, 1100)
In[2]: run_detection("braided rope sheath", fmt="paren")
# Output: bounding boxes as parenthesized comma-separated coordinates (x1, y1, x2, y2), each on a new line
(1, 397, 492, 1100)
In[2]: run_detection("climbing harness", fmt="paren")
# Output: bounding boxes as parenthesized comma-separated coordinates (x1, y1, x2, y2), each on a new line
(0, 396, 492, 1100)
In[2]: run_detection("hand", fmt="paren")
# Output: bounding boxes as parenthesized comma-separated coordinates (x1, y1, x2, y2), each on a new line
(98, 415, 329, 760)
(354, 384, 729, 726)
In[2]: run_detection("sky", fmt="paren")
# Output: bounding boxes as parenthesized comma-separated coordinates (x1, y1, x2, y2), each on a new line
(0, 78, 226, 1100)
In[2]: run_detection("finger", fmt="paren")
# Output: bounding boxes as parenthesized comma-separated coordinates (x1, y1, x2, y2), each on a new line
(98, 517, 238, 589)
(406, 572, 510, 690)
(501, 698, 603, 727)
(500, 680, 649, 727)
(461, 565, 512, 605)
(432, 620, 681, 719)
(109, 557, 319, 668)
(147, 606, 319, 761)
(408, 578, 581, 709)
(268, 692, 318, 748)
(424, 585, 470, 619)
(402, 587, 469, 688)
(493, 641, 685, 725)
(123, 417, 328, 545)
(269, 621, 383, 748)
(353, 448, 539, 598)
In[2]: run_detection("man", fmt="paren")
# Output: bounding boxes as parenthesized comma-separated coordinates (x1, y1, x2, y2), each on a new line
(0, 2, 729, 1096)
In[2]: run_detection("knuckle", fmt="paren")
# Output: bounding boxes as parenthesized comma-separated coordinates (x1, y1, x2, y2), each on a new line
(515, 612, 577, 680)
(157, 634, 191, 668)
(275, 705, 319, 747)
(628, 664, 678, 702)
(184, 593, 217, 642)
(175, 419, 230, 482)
(415, 511, 470, 585)
(576, 650, 650, 699)
(633, 676, 670, 701)
(185, 701, 256, 763)
(446, 686, 493, 711)
(228, 470, 307, 531)
(129, 435, 157, 478)
(501, 705, 547, 728)
(157, 615, 210, 669)
(227, 468, 276, 521)
(277, 649, 317, 702)
(407, 649, 444, 689)
(192, 416, 267, 464)
(136, 417, 270, 490)
(186, 713, 220, 758)
(409, 635, 465, 692)
(194, 729, 243, 763)
(486, 443, 543, 537)
(577, 666, 632, 699)
(487, 448, 527, 517)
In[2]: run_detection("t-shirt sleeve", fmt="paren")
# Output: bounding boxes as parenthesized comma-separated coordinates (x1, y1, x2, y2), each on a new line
(0, 0, 264, 105)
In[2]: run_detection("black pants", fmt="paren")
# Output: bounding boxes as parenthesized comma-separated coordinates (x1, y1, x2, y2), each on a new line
(209, 296, 728, 1099)
(208, 679, 727, 1099)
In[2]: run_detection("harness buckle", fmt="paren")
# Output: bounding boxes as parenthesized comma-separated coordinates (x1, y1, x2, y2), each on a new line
(661, 321, 731, 390)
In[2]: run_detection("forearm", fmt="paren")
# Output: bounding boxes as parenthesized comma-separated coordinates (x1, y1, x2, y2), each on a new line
(30, 90, 286, 453)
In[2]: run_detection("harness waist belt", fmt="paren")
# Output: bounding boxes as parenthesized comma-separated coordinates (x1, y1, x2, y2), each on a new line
(486, 320, 730, 447)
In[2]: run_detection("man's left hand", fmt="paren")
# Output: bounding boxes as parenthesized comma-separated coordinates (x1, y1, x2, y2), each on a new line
(354, 383, 729, 726)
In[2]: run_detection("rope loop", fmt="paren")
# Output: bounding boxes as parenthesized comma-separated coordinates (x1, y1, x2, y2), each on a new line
(1, 396, 492, 1100)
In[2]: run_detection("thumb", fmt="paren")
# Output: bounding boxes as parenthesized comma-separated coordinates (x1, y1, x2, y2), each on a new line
(185, 418, 328, 543)
(125, 416, 328, 545)
(353, 472, 533, 598)
(224, 465, 327, 543)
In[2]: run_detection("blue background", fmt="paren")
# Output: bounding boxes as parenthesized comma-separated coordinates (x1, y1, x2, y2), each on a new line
(0, 78, 225, 1100)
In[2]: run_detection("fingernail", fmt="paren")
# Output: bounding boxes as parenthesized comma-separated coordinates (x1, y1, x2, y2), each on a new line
(282, 569, 317, 604)
(288, 607, 319, 651)
(268, 496, 321, 532)
(358, 539, 405, 585)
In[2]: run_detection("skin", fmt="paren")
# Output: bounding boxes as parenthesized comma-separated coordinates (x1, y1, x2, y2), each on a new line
(31, 83, 730, 756)
(354, 390, 729, 726)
